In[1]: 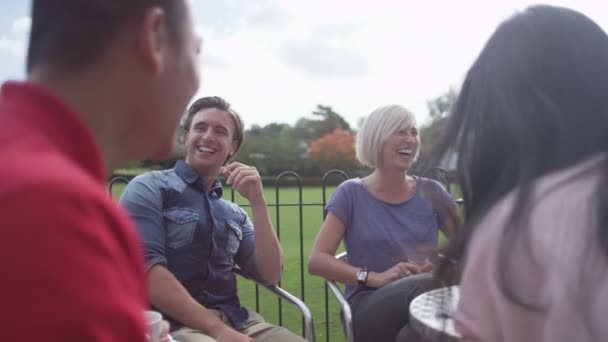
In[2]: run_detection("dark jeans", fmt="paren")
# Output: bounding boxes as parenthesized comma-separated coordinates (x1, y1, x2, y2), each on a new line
(351, 273, 432, 342)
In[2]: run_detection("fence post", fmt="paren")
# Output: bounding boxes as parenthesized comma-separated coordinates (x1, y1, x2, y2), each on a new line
(275, 171, 304, 333)
(321, 170, 348, 342)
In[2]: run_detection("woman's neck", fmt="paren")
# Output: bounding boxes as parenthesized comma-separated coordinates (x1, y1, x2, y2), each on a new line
(362, 169, 416, 202)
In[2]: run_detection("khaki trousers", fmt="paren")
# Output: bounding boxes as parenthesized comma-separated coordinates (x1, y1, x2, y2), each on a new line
(172, 308, 306, 342)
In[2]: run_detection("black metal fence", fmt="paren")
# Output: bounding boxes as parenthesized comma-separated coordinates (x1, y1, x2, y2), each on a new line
(109, 168, 454, 342)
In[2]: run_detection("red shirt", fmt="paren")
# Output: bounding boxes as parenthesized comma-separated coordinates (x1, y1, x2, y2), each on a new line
(0, 81, 148, 341)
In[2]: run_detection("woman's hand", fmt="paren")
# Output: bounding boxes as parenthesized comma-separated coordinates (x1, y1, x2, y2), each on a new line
(366, 262, 421, 288)
(418, 262, 435, 273)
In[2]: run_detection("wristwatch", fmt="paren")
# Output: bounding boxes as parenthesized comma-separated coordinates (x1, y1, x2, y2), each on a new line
(355, 268, 368, 287)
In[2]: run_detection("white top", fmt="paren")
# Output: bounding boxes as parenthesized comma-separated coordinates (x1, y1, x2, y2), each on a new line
(456, 154, 608, 341)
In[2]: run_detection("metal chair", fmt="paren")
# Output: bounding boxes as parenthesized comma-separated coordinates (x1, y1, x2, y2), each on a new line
(324, 252, 355, 342)
(233, 268, 316, 342)
(422, 167, 451, 193)
(421, 166, 464, 206)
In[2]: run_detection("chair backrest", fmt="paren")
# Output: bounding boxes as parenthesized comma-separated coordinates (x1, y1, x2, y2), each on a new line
(421, 167, 451, 193)
(422, 166, 464, 207)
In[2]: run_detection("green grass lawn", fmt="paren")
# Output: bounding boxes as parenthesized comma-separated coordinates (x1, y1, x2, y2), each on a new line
(111, 181, 461, 342)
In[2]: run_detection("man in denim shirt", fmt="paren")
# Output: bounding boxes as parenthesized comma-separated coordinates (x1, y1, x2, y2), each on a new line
(120, 96, 305, 342)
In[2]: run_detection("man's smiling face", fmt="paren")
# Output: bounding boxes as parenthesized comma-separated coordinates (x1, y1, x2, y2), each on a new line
(184, 108, 238, 174)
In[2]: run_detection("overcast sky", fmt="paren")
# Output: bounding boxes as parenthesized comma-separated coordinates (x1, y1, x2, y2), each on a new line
(1, 1, 607, 128)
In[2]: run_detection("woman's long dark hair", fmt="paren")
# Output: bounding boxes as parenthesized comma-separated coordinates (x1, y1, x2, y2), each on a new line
(433, 5, 608, 308)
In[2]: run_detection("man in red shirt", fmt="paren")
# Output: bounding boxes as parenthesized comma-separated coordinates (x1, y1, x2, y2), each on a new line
(0, 1, 200, 341)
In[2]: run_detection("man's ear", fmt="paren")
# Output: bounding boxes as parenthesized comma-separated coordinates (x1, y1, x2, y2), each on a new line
(183, 130, 189, 144)
(230, 140, 239, 157)
(137, 7, 169, 74)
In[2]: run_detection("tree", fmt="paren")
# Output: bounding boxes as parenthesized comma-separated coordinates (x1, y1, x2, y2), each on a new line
(294, 105, 352, 142)
(312, 105, 351, 132)
(307, 128, 358, 171)
(427, 88, 458, 121)
(237, 123, 307, 176)
(412, 88, 458, 174)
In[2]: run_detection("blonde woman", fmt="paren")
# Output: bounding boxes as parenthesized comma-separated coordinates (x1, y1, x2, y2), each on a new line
(309, 105, 457, 342)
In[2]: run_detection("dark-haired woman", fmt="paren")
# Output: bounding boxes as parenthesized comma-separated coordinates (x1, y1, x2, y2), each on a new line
(434, 5, 608, 341)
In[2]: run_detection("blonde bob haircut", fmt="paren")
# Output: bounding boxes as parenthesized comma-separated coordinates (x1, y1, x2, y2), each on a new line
(355, 104, 418, 168)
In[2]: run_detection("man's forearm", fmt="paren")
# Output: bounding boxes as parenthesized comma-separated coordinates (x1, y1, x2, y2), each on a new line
(147, 265, 228, 336)
(250, 199, 283, 285)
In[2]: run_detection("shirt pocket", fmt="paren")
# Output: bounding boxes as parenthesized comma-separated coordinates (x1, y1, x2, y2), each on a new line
(163, 208, 199, 249)
(225, 220, 243, 257)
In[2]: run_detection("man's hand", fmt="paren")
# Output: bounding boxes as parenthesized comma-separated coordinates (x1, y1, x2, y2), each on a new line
(221, 162, 264, 205)
(159, 320, 171, 342)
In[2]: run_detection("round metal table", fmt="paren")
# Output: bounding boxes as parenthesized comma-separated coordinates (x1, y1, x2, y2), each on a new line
(409, 285, 461, 341)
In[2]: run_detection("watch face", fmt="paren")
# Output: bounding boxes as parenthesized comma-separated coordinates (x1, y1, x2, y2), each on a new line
(356, 270, 367, 283)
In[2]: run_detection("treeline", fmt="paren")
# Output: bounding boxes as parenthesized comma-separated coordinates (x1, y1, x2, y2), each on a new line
(124, 91, 458, 180)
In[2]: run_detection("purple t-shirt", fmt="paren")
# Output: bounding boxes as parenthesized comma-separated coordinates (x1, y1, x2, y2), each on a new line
(326, 177, 456, 302)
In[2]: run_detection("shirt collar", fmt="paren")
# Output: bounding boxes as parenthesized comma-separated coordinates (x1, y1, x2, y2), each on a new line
(174, 160, 223, 197)
(0, 81, 106, 182)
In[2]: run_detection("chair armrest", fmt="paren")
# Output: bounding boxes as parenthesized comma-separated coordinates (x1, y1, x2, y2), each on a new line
(325, 278, 355, 342)
(233, 268, 315, 342)
(324, 251, 355, 342)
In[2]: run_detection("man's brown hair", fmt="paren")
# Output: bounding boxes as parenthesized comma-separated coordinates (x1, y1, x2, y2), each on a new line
(27, 0, 185, 72)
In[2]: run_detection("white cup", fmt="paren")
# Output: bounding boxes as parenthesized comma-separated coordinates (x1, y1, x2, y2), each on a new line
(145, 310, 163, 342)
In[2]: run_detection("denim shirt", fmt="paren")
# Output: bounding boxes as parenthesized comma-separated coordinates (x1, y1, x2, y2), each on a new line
(119, 160, 258, 330)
